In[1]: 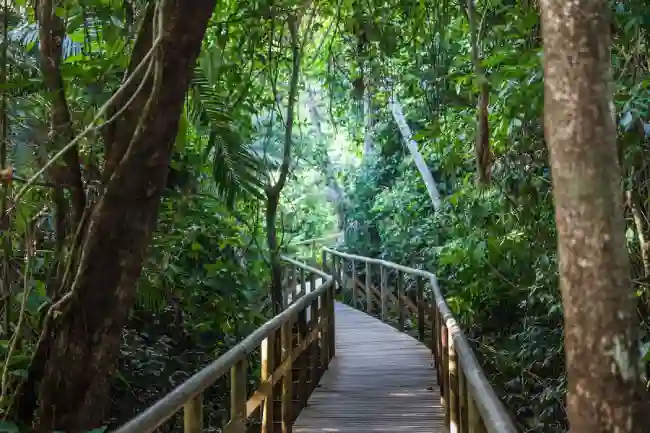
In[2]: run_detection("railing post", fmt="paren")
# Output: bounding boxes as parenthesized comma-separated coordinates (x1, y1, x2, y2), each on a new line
(290, 265, 297, 303)
(281, 319, 293, 433)
(435, 304, 443, 377)
(448, 327, 459, 433)
(351, 259, 357, 308)
(365, 262, 372, 314)
(416, 277, 425, 342)
(322, 250, 328, 273)
(459, 361, 468, 433)
(183, 394, 203, 433)
(441, 318, 450, 426)
(299, 267, 306, 300)
(261, 333, 275, 433)
(332, 256, 343, 293)
(396, 271, 404, 331)
(229, 359, 247, 433)
(328, 278, 336, 359)
(380, 265, 387, 321)
(297, 300, 309, 409)
(309, 272, 321, 392)
(467, 391, 487, 433)
(319, 286, 329, 369)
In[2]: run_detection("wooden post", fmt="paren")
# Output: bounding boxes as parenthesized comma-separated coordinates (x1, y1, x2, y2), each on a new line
(261, 333, 275, 433)
(230, 359, 247, 433)
(183, 394, 203, 433)
(322, 250, 328, 274)
(290, 265, 297, 303)
(297, 304, 309, 409)
(448, 327, 459, 433)
(281, 320, 293, 433)
(351, 259, 357, 308)
(309, 272, 320, 392)
(441, 320, 450, 426)
(467, 391, 487, 433)
(365, 262, 372, 314)
(434, 306, 442, 374)
(319, 290, 329, 369)
(416, 277, 425, 342)
(396, 271, 404, 331)
(299, 267, 306, 300)
(380, 265, 387, 321)
(458, 361, 468, 433)
(328, 278, 336, 359)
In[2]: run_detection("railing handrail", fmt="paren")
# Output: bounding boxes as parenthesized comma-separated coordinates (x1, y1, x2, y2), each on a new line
(112, 259, 333, 433)
(322, 246, 517, 433)
(288, 232, 342, 246)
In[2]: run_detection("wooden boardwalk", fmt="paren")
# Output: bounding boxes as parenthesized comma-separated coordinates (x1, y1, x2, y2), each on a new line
(293, 302, 445, 432)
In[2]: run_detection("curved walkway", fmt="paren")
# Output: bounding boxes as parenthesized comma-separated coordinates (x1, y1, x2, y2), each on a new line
(293, 302, 445, 432)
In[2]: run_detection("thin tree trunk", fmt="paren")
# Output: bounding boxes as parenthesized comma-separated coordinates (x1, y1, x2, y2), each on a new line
(306, 87, 346, 229)
(464, 0, 492, 185)
(362, 83, 375, 159)
(38, 0, 86, 226)
(266, 15, 301, 314)
(16, 2, 216, 431)
(389, 95, 442, 211)
(540, 2, 648, 433)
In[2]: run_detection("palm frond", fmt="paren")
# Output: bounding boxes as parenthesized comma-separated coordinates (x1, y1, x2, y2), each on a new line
(188, 65, 264, 205)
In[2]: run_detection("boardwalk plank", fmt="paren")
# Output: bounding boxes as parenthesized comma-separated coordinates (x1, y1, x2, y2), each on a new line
(293, 302, 445, 433)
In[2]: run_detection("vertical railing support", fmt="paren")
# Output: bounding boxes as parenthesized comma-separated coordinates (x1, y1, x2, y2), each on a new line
(299, 267, 306, 300)
(448, 327, 459, 433)
(365, 262, 372, 314)
(467, 391, 487, 433)
(459, 362, 468, 433)
(416, 277, 425, 342)
(351, 259, 357, 308)
(441, 318, 450, 426)
(309, 271, 321, 392)
(396, 271, 404, 330)
(281, 320, 293, 433)
(289, 265, 297, 303)
(230, 359, 247, 433)
(297, 300, 309, 409)
(183, 394, 203, 433)
(261, 333, 275, 433)
(319, 284, 329, 369)
(380, 265, 387, 321)
(328, 276, 336, 359)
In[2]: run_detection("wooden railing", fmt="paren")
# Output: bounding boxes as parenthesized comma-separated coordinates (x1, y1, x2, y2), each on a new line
(322, 247, 517, 433)
(112, 258, 335, 433)
(286, 232, 342, 265)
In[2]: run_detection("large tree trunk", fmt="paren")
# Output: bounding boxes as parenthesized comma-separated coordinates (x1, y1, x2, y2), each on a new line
(540, 2, 648, 433)
(17, 2, 216, 431)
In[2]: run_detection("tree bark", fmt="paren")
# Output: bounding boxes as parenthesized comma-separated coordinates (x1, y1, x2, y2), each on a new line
(38, 0, 86, 227)
(266, 16, 301, 314)
(540, 2, 649, 433)
(17, 2, 216, 431)
(389, 95, 442, 211)
(362, 80, 375, 159)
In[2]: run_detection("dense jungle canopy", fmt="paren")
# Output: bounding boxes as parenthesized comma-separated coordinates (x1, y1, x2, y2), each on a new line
(0, 0, 648, 432)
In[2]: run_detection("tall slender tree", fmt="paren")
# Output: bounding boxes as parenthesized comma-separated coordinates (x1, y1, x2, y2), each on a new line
(540, 1, 648, 433)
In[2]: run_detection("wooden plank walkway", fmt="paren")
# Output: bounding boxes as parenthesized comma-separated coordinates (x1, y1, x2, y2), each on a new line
(293, 302, 445, 432)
